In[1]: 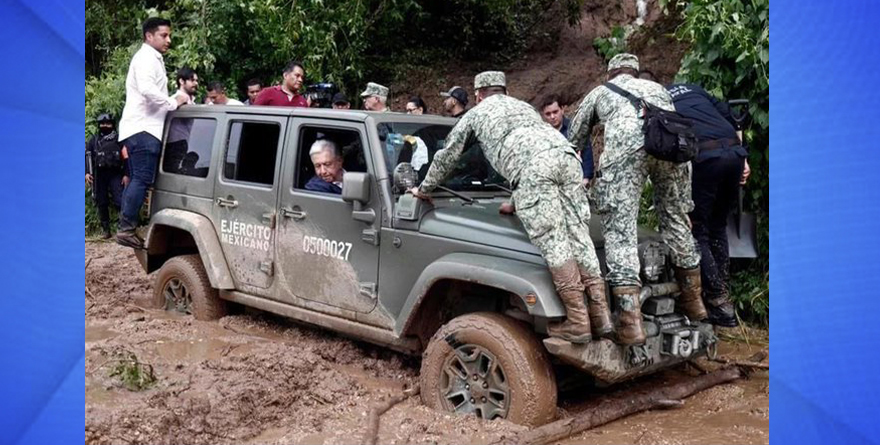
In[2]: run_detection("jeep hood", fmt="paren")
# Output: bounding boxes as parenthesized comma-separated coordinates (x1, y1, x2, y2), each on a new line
(418, 202, 662, 254)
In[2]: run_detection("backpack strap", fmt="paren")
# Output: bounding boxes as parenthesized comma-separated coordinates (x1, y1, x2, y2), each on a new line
(603, 82, 643, 112)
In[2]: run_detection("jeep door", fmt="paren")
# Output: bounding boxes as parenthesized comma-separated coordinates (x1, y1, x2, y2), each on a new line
(275, 118, 380, 314)
(212, 115, 286, 294)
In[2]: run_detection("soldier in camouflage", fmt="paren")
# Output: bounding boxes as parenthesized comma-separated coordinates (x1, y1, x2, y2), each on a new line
(568, 53, 708, 345)
(361, 82, 390, 112)
(411, 71, 613, 344)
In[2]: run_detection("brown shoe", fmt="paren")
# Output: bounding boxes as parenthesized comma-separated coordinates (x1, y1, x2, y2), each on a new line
(674, 267, 709, 321)
(612, 286, 646, 345)
(547, 261, 592, 343)
(578, 266, 613, 339)
(116, 230, 144, 249)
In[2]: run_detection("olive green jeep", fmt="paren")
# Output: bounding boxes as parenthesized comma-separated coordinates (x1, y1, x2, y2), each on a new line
(135, 105, 716, 426)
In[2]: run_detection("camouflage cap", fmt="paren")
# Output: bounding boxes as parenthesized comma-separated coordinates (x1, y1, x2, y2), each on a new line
(607, 53, 639, 72)
(474, 71, 506, 90)
(360, 82, 389, 99)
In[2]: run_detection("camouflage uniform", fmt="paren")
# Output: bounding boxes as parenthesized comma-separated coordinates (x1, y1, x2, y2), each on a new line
(569, 54, 700, 287)
(418, 73, 601, 275)
(360, 82, 389, 100)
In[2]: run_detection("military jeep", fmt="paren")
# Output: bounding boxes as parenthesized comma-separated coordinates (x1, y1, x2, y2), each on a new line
(136, 105, 716, 427)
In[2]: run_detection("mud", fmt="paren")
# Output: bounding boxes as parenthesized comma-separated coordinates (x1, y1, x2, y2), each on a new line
(86, 241, 767, 444)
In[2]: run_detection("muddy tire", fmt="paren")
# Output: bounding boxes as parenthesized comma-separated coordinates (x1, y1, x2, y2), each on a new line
(153, 254, 227, 321)
(420, 312, 557, 427)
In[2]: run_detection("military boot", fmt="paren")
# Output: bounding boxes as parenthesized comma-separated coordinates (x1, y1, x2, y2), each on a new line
(612, 286, 646, 345)
(674, 266, 709, 321)
(705, 292, 739, 327)
(547, 261, 592, 343)
(578, 266, 613, 339)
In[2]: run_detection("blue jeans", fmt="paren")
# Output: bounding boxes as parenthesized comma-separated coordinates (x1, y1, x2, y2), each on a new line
(119, 132, 161, 232)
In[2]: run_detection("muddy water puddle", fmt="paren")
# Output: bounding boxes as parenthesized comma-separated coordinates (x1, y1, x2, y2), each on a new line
(85, 325, 118, 343)
(86, 241, 769, 444)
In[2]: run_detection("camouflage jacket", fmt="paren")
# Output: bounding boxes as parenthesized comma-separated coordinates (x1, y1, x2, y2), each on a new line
(418, 94, 571, 193)
(568, 74, 675, 170)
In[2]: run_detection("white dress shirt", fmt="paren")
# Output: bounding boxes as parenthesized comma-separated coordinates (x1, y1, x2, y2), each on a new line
(118, 43, 178, 141)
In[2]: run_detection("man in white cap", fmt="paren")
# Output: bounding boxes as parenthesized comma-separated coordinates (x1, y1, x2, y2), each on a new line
(410, 71, 613, 344)
(568, 53, 708, 345)
(361, 82, 390, 112)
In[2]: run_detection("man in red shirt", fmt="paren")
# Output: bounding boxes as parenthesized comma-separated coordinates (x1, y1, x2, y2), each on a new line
(253, 60, 309, 107)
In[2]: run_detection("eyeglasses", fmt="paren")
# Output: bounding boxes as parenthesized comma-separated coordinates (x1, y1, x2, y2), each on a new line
(406, 108, 418, 113)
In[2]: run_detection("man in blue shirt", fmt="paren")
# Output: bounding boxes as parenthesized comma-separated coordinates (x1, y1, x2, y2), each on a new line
(305, 139, 344, 194)
(539, 94, 594, 183)
(665, 81, 750, 327)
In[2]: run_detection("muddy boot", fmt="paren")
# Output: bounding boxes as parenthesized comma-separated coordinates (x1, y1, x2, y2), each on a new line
(674, 267, 709, 321)
(116, 229, 144, 249)
(578, 266, 613, 339)
(547, 261, 592, 343)
(612, 286, 646, 345)
(100, 222, 112, 240)
(705, 293, 739, 327)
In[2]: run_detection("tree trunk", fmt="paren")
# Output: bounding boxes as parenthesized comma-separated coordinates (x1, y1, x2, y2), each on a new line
(500, 366, 743, 445)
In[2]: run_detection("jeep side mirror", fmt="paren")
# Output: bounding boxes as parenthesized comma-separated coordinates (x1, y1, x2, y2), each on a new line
(342, 172, 371, 204)
(342, 172, 375, 224)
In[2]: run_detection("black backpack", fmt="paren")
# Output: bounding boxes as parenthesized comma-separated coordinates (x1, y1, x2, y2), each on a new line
(604, 82, 698, 163)
(94, 132, 123, 169)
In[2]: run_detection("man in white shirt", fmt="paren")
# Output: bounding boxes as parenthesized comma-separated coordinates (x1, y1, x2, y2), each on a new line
(206, 82, 244, 106)
(116, 17, 189, 248)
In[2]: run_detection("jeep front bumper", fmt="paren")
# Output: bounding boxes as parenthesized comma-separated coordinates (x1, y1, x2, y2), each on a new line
(543, 318, 716, 385)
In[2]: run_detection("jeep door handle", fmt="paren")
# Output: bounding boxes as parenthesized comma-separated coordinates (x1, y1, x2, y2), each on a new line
(216, 197, 238, 208)
(281, 207, 307, 220)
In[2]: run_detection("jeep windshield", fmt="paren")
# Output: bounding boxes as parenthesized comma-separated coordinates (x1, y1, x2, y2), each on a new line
(378, 121, 511, 195)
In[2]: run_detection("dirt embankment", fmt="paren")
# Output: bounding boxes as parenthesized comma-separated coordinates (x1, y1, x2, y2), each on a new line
(389, 0, 688, 114)
(86, 241, 767, 444)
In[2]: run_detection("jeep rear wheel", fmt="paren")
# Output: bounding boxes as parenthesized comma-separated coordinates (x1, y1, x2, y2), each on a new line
(420, 312, 557, 427)
(153, 255, 227, 321)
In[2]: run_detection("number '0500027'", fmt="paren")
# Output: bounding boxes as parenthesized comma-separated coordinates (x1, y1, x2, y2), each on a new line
(302, 236, 353, 261)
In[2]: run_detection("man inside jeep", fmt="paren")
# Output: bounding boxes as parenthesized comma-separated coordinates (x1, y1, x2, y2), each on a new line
(305, 139, 345, 194)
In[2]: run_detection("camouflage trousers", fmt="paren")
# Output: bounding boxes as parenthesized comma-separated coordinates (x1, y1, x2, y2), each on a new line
(595, 149, 700, 286)
(513, 149, 602, 275)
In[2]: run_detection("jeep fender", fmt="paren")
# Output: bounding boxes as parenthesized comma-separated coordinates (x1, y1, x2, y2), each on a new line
(394, 253, 565, 335)
(141, 209, 235, 289)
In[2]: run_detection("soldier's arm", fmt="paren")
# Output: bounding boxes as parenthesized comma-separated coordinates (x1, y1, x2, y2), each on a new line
(568, 90, 600, 152)
(418, 117, 472, 194)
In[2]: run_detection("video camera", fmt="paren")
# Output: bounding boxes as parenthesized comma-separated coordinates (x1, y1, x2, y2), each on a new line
(304, 82, 338, 109)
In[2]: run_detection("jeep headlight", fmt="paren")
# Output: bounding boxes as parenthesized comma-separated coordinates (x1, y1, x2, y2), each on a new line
(639, 241, 667, 283)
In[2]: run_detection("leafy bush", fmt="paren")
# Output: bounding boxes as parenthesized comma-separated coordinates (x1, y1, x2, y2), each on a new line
(109, 350, 156, 391)
(593, 25, 629, 62)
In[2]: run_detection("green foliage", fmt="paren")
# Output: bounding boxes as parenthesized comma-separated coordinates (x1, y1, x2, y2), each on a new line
(109, 350, 156, 391)
(85, 0, 587, 135)
(730, 268, 769, 326)
(638, 181, 659, 231)
(667, 0, 769, 325)
(593, 25, 629, 62)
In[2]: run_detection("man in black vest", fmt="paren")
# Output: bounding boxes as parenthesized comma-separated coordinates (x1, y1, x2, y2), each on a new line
(666, 83, 750, 327)
(86, 114, 129, 239)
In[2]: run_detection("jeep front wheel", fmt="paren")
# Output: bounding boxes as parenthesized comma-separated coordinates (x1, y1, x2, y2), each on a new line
(420, 312, 557, 427)
(152, 255, 227, 321)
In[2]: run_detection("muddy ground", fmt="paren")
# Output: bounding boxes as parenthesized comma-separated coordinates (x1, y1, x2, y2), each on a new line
(85, 241, 768, 444)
